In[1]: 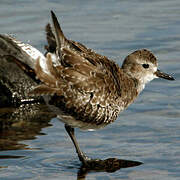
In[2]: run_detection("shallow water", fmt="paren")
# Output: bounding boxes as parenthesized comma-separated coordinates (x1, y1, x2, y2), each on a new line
(0, 0, 180, 179)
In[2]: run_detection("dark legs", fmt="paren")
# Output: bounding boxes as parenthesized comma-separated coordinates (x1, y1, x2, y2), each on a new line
(64, 124, 143, 172)
(64, 124, 91, 165)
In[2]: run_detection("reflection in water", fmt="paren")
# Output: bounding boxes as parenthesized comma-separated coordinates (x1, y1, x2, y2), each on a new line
(0, 104, 55, 151)
(0, 155, 24, 169)
(0, 155, 25, 159)
(77, 158, 142, 180)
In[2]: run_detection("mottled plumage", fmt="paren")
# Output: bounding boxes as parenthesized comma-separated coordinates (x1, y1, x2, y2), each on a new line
(31, 23, 142, 129)
(29, 11, 174, 165)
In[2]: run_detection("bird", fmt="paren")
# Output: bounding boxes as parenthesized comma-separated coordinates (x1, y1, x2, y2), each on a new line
(29, 11, 175, 166)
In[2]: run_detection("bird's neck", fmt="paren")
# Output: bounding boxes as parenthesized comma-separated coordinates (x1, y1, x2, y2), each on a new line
(137, 82, 146, 93)
(121, 69, 146, 94)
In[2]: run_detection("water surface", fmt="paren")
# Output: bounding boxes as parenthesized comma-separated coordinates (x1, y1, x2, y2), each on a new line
(0, 0, 180, 179)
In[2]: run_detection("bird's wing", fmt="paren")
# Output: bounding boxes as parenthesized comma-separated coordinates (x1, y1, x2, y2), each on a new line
(30, 11, 123, 114)
(29, 11, 130, 125)
(45, 11, 108, 61)
(29, 47, 121, 108)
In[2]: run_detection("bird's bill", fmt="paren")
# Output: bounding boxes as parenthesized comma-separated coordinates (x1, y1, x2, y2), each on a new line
(155, 69, 175, 80)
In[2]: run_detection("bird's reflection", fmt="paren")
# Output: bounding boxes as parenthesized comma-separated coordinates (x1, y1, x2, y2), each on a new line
(77, 158, 142, 180)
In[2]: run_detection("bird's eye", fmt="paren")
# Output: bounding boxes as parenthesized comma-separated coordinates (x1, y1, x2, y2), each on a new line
(142, 64, 149, 69)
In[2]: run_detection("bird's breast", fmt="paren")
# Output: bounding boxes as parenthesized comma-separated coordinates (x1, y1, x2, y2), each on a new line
(44, 93, 121, 130)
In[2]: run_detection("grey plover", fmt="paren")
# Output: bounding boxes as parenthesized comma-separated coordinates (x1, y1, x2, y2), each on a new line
(29, 11, 174, 165)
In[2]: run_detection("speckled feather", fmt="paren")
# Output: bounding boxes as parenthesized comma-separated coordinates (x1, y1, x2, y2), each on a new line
(29, 13, 158, 130)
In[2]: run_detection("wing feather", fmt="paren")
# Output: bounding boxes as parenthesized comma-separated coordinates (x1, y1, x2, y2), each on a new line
(29, 84, 63, 96)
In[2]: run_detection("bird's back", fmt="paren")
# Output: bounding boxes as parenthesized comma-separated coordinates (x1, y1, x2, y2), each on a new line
(30, 17, 139, 130)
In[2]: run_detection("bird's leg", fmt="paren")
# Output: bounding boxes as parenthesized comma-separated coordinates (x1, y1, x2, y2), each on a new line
(64, 124, 91, 165)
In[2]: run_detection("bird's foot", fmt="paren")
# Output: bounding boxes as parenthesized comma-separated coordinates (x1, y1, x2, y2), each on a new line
(78, 152, 92, 166)
(78, 152, 103, 168)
